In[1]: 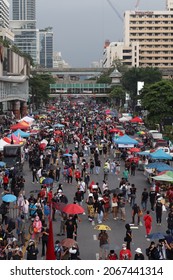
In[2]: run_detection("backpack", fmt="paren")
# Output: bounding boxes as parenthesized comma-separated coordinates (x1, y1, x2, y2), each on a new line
(8, 218, 16, 232)
(0, 203, 8, 215)
(122, 185, 126, 195)
(55, 245, 61, 260)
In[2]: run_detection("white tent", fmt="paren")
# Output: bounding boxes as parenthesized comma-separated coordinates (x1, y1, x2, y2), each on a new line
(20, 116, 34, 123)
(0, 139, 10, 151)
(119, 116, 129, 122)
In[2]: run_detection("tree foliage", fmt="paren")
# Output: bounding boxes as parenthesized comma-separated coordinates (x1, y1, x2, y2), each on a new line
(121, 67, 162, 108)
(141, 80, 173, 125)
(97, 68, 112, 84)
(109, 85, 125, 107)
(29, 74, 55, 108)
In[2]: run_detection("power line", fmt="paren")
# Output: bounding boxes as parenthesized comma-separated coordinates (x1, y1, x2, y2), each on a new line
(106, 0, 123, 22)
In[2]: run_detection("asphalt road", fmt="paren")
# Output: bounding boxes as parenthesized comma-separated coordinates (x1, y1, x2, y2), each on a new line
(19, 148, 169, 260)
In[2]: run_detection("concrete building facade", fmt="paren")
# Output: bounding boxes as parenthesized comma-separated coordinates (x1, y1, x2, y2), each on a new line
(39, 29, 53, 68)
(103, 0, 173, 71)
(10, 0, 38, 64)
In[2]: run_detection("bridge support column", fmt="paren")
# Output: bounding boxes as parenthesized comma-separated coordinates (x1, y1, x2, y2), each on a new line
(21, 102, 28, 117)
(13, 101, 21, 120)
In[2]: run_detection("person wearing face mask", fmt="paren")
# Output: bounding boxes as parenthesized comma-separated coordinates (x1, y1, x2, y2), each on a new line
(12, 244, 23, 260)
(26, 240, 39, 260)
(65, 215, 76, 239)
(32, 215, 42, 244)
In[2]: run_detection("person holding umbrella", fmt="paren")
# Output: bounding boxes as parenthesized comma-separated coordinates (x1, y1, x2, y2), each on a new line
(97, 229, 110, 260)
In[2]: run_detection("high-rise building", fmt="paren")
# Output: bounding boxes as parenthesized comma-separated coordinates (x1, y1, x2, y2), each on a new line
(0, 0, 14, 42)
(103, 0, 173, 72)
(124, 1, 173, 69)
(9, 0, 38, 64)
(38, 28, 53, 68)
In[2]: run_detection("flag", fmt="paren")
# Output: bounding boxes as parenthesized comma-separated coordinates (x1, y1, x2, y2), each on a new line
(46, 205, 56, 260)
(46, 219, 56, 260)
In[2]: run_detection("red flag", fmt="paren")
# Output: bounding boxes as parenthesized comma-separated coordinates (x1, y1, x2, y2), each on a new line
(46, 219, 56, 260)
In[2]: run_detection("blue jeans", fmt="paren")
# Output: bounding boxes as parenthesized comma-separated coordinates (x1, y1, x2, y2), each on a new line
(97, 211, 103, 223)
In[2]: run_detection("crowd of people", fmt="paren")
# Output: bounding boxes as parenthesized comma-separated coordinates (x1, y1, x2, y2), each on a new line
(0, 97, 173, 260)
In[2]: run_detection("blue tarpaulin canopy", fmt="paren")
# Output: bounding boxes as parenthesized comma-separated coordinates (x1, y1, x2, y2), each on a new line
(149, 149, 172, 160)
(13, 129, 30, 138)
(145, 162, 173, 172)
(114, 134, 138, 145)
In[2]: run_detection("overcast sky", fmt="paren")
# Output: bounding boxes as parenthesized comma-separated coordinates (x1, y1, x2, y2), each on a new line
(10, 0, 165, 67)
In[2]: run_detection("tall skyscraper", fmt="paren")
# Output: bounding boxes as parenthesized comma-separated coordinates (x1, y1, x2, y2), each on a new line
(10, 0, 38, 64)
(0, 0, 14, 42)
(39, 28, 53, 68)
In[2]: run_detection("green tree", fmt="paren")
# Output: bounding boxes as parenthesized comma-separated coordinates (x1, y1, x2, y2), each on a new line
(141, 80, 173, 127)
(97, 68, 112, 84)
(121, 67, 162, 109)
(109, 85, 125, 107)
(29, 74, 55, 108)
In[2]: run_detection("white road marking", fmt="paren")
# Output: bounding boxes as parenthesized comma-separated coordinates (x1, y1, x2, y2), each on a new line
(93, 234, 97, 240)
(96, 253, 99, 260)
(92, 220, 95, 226)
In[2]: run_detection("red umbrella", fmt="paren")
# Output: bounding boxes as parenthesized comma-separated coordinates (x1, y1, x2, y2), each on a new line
(10, 123, 29, 131)
(54, 130, 62, 135)
(60, 238, 78, 249)
(109, 128, 124, 136)
(39, 143, 46, 150)
(62, 203, 85, 214)
(129, 147, 141, 153)
(130, 116, 143, 123)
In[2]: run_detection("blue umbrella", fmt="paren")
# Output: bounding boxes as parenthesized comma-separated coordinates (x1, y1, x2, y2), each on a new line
(42, 177, 54, 185)
(0, 161, 6, 167)
(63, 153, 72, 157)
(148, 232, 165, 240)
(2, 194, 17, 203)
(53, 123, 65, 128)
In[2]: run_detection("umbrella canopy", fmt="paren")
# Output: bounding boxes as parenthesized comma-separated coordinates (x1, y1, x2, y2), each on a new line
(148, 232, 165, 240)
(63, 153, 72, 157)
(10, 121, 29, 131)
(54, 130, 63, 135)
(53, 123, 65, 128)
(119, 116, 129, 122)
(137, 151, 150, 156)
(42, 177, 54, 185)
(137, 131, 145, 135)
(129, 147, 141, 153)
(149, 149, 172, 160)
(114, 134, 138, 145)
(145, 162, 173, 172)
(20, 116, 34, 123)
(130, 116, 143, 123)
(109, 128, 124, 136)
(60, 238, 78, 248)
(94, 224, 111, 231)
(52, 201, 66, 212)
(62, 203, 85, 214)
(0, 161, 6, 167)
(13, 129, 30, 138)
(2, 194, 17, 203)
(152, 174, 173, 182)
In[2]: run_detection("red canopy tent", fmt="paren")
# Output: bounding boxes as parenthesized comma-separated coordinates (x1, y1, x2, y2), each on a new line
(10, 123, 29, 131)
(130, 116, 143, 123)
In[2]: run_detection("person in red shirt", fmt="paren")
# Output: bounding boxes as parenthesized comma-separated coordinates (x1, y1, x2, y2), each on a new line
(143, 210, 153, 237)
(119, 244, 132, 260)
(74, 168, 81, 183)
(3, 174, 9, 190)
